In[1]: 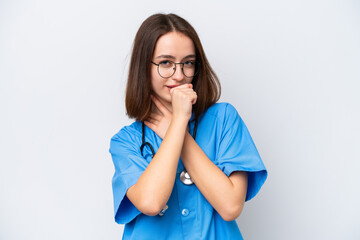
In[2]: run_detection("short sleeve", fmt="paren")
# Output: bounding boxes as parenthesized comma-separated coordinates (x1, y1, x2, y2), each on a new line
(109, 127, 148, 224)
(216, 104, 267, 201)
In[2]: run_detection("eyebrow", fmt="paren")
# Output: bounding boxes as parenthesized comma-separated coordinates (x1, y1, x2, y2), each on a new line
(155, 54, 196, 60)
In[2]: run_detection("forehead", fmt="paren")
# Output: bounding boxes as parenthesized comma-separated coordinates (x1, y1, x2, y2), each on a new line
(153, 32, 195, 58)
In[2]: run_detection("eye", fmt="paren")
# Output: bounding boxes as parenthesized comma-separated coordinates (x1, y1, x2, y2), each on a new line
(159, 60, 173, 68)
(183, 60, 195, 68)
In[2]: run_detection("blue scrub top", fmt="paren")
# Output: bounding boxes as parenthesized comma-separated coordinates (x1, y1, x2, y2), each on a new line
(110, 103, 267, 240)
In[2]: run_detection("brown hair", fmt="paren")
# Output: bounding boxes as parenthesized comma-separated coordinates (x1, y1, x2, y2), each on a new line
(125, 13, 221, 121)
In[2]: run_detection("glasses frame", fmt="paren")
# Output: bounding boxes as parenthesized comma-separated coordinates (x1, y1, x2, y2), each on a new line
(151, 60, 199, 78)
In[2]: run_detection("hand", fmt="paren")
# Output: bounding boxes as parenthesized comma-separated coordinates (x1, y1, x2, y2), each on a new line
(170, 84, 197, 120)
(144, 84, 196, 139)
(144, 96, 172, 139)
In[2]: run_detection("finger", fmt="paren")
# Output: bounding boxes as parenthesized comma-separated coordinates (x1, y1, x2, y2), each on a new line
(172, 83, 192, 89)
(174, 88, 197, 97)
(170, 87, 193, 96)
(172, 86, 196, 93)
(191, 96, 197, 104)
(189, 92, 197, 104)
(151, 95, 171, 115)
(181, 89, 196, 94)
(182, 83, 193, 89)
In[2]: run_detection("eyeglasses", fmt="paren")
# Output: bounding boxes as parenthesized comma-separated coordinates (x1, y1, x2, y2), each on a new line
(151, 60, 198, 78)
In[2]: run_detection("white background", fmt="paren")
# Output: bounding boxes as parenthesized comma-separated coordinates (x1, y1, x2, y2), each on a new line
(1, 0, 359, 239)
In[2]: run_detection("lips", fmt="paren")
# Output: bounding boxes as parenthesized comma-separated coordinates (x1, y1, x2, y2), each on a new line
(166, 85, 180, 90)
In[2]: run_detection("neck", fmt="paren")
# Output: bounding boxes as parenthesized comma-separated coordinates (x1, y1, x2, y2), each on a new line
(151, 98, 173, 114)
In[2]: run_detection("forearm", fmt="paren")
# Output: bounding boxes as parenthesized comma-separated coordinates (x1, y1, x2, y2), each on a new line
(181, 132, 248, 221)
(127, 118, 188, 215)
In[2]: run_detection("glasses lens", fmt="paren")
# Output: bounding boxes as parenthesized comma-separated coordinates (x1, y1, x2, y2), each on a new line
(158, 61, 175, 78)
(157, 61, 198, 78)
(183, 61, 196, 77)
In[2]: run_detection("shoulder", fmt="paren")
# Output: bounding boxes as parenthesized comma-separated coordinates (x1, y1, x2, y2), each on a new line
(110, 121, 143, 150)
(203, 102, 241, 123)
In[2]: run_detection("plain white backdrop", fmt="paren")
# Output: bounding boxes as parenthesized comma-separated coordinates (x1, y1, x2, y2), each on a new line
(1, 0, 359, 239)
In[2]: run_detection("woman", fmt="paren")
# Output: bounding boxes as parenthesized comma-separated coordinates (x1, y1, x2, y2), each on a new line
(110, 13, 267, 239)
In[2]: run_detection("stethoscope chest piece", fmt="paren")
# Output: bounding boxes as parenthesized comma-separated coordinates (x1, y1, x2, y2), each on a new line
(180, 170, 193, 185)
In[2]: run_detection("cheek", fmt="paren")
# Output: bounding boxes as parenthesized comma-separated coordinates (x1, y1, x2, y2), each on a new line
(150, 70, 158, 90)
(150, 75, 163, 92)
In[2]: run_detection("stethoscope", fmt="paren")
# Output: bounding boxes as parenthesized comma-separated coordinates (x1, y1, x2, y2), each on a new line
(140, 120, 198, 185)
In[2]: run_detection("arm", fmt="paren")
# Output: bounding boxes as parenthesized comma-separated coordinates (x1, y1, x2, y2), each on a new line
(126, 118, 187, 216)
(181, 132, 248, 221)
(126, 84, 197, 216)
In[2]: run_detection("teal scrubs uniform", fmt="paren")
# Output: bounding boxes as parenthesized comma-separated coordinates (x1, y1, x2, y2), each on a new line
(110, 103, 267, 240)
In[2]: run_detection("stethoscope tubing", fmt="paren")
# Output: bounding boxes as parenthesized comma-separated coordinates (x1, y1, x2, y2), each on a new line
(140, 122, 156, 157)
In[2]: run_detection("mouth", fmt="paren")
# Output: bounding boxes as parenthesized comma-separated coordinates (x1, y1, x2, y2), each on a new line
(166, 84, 180, 90)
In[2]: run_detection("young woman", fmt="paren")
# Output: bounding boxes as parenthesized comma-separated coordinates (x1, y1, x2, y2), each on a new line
(110, 13, 267, 240)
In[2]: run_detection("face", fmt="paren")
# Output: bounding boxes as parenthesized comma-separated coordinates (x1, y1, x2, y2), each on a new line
(151, 32, 196, 109)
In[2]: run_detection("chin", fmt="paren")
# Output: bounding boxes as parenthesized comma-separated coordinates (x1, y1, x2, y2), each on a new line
(157, 95, 171, 106)
(162, 96, 172, 105)
(160, 91, 171, 102)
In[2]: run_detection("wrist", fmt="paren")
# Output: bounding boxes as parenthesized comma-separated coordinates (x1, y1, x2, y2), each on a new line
(163, 116, 188, 145)
(172, 113, 190, 123)
(170, 116, 189, 130)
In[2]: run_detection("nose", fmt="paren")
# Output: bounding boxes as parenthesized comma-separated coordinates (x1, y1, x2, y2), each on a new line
(171, 63, 185, 81)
